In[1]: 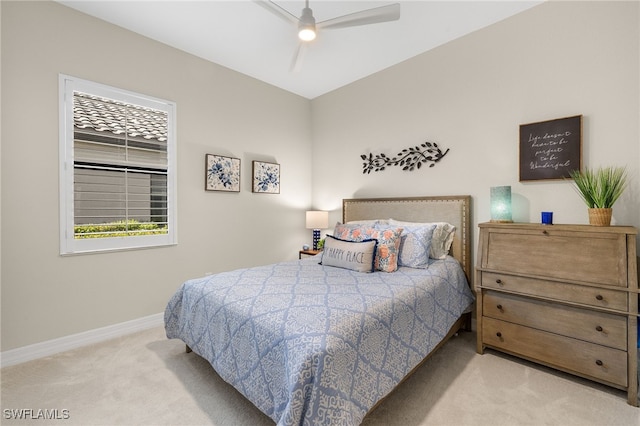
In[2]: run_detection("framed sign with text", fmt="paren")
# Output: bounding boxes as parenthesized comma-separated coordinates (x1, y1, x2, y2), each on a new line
(519, 115, 582, 181)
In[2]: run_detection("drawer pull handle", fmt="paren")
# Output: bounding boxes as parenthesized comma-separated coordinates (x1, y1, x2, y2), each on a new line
(496, 332, 502, 338)
(542, 230, 548, 235)
(596, 326, 603, 332)
(595, 294, 604, 301)
(496, 304, 503, 310)
(595, 360, 603, 366)
(495, 279, 503, 285)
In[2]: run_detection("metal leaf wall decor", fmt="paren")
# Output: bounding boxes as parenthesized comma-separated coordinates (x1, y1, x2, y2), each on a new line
(361, 141, 450, 174)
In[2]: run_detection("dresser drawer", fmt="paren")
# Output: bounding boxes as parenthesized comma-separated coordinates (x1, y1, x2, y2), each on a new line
(482, 317, 627, 387)
(483, 291, 627, 350)
(482, 228, 627, 287)
(481, 272, 628, 311)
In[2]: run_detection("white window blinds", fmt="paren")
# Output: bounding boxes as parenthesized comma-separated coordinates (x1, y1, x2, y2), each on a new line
(73, 92, 169, 231)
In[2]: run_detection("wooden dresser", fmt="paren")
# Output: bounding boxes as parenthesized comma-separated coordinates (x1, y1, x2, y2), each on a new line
(475, 222, 638, 406)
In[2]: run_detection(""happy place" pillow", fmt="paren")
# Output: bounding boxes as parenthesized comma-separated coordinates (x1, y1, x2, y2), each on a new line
(321, 235, 377, 273)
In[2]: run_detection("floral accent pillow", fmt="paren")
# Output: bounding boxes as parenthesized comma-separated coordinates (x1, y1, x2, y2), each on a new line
(345, 219, 389, 225)
(333, 223, 403, 272)
(376, 223, 437, 268)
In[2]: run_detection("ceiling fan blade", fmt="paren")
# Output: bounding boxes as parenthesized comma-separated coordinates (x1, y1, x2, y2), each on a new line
(253, 0, 299, 25)
(290, 43, 307, 72)
(318, 3, 400, 30)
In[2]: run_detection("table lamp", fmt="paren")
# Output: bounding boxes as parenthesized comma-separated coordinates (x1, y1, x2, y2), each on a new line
(490, 186, 513, 223)
(306, 211, 329, 250)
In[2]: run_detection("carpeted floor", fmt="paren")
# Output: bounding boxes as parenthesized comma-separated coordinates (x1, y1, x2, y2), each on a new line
(1, 326, 638, 425)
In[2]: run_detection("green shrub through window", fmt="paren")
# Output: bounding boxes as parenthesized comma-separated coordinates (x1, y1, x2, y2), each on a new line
(74, 220, 168, 239)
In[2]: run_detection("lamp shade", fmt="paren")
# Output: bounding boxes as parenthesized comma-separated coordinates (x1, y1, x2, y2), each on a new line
(490, 186, 513, 223)
(306, 211, 329, 230)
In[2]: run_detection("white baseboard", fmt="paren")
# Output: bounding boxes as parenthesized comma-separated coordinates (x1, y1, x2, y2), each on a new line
(1, 312, 164, 368)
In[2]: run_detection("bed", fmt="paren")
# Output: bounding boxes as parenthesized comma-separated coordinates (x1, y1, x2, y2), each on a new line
(165, 195, 474, 425)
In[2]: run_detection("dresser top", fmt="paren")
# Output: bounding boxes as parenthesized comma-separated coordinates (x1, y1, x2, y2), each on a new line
(478, 222, 637, 235)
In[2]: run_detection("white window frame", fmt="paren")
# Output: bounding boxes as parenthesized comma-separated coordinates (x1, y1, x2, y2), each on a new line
(59, 74, 177, 255)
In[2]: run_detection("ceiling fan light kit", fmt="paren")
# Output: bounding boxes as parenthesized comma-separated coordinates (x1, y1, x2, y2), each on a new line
(298, 7, 317, 41)
(255, 0, 400, 70)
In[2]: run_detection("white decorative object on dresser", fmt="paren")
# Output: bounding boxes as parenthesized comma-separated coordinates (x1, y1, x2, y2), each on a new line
(475, 222, 638, 406)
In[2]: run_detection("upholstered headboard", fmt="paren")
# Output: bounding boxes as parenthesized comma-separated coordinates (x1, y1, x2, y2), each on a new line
(342, 195, 472, 283)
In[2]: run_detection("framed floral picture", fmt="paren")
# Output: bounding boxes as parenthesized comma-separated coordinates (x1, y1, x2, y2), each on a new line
(205, 154, 240, 192)
(252, 161, 280, 194)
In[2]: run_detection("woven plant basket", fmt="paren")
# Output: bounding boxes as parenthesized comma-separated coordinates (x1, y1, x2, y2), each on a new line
(588, 208, 612, 226)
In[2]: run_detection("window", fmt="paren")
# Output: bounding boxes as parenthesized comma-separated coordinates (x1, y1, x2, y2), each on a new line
(59, 75, 177, 254)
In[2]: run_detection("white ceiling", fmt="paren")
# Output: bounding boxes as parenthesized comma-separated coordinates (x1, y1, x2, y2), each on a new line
(58, 0, 542, 99)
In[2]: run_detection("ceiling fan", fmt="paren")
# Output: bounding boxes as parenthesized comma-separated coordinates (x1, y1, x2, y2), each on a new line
(254, 0, 401, 71)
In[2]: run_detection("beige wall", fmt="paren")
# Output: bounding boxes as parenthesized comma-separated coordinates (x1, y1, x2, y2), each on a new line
(1, 1, 313, 350)
(2, 1, 639, 352)
(311, 1, 639, 247)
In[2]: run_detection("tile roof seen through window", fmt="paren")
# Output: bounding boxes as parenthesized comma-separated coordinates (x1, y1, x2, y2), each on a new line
(73, 92, 167, 142)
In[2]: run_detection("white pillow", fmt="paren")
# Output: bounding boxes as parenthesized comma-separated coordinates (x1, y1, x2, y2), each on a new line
(321, 235, 377, 273)
(388, 219, 455, 259)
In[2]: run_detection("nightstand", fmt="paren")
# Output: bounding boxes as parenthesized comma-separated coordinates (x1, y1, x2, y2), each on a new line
(299, 249, 321, 259)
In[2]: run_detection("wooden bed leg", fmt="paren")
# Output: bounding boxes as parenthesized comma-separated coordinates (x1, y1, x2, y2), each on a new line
(185, 345, 192, 353)
(464, 312, 473, 332)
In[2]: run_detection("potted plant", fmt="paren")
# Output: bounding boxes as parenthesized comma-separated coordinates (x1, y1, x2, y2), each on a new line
(569, 166, 628, 226)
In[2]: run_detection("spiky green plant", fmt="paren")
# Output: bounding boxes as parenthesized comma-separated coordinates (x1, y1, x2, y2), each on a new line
(569, 166, 628, 208)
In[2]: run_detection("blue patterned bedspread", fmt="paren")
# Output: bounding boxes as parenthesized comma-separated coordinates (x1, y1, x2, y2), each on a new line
(165, 255, 474, 425)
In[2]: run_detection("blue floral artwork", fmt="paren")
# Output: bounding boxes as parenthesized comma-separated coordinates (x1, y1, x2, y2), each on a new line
(252, 161, 280, 194)
(206, 154, 240, 192)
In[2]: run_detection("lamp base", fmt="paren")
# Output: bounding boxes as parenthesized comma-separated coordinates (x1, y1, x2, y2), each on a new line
(312, 229, 321, 250)
(490, 219, 513, 223)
